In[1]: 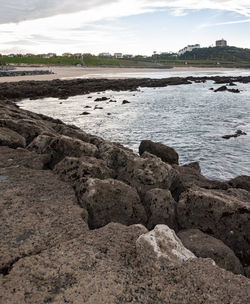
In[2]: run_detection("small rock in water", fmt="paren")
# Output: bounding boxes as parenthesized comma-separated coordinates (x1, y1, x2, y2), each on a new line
(87, 96, 92, 99)
(107, 113, 111, 116)
(80, 111, 91, 115)
(94, 106, 103, 110)
(222, 130, 247, 139)
(84, 105, 91, 108)
(122, 100, 130, 105)
(95, 97, 109, 102)
(109, 100, 117, 103)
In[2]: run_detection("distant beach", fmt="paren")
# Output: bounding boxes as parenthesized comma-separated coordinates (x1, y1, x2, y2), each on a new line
(0, 65, 249, 82)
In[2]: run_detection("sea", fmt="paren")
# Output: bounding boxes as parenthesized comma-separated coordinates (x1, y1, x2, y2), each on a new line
(18, 69, 250, 181)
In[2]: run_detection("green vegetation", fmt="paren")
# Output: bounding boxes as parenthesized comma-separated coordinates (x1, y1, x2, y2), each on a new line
(1, 47, 250, 68)
(1, 56, 81, 65)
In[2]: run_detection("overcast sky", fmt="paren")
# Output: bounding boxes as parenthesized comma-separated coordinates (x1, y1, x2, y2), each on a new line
(0, 0, 250, 55)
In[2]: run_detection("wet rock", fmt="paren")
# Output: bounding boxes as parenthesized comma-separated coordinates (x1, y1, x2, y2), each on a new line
(136, 225, 196, 268)
(94, 105, 103, 110)
(222, 129, 247, 139)
(109, 99, 117, 103)
(122, 100, 130, 104)
(143, 188, 177, 230)
(84, 105, 91, 108)
(244, 266, 250, 278)
(54, 156, 113, 186)
(76, 178, 147, 229)
(214, 85, 228, 92)
(80, 111, 90, 115)
(95, 97, 109, 102)
(177, 187, 250, 265)
(139, 140, 179, 165)
(0, 127, 26, 148)
(177, 229, 244, 275)
(228, 175, 250, 192)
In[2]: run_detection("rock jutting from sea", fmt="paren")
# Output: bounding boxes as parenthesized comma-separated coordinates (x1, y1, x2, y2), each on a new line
(0, 98, 250, 303)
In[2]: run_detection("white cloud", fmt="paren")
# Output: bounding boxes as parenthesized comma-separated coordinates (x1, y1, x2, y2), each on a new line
(0, 0, 250, 54)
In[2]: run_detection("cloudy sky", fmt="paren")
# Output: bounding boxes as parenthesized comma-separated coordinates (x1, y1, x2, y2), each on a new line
(0, 0, 249, 55)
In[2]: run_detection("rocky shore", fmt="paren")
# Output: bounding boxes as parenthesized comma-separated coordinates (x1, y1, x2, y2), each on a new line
(0, 75, 250, 100)
(0, 70, 53, 78)
(0, 97, 250, 303)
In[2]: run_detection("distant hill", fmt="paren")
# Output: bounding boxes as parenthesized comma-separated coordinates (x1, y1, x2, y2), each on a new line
(179, 46, 250, 63)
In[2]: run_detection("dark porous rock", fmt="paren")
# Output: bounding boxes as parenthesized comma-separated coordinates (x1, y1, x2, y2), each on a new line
(37, 135, 98, 167)
(102, 147, 178, 197)
(244, 266, 250, 278)
(177, 229, 244, 275)
(228, 175, 250, 192)
(122, 100, 130, 104)
(171, 162, 228, 201)
(76, 178, 147, 229)
(139, 140, 179, 165)
(53, 123, 90, 143)
(84, 105, 91, 108)
(228, 82, 237, 86)
(228, 88, 240, 93)
(94, 96, 109, 102)
(143, 188, 177, 230)
(0, 127, 26, 148)
(80, 111, 90, 115)
(109, 99, 117, 103)
(54, 156, 113, 186)
(177, 187, 250, 265)
(94, 105, 103, 110)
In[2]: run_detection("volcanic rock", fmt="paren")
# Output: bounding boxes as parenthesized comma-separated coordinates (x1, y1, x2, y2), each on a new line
(177, 229, 244, 275)
(228, 175, 250, 192)
(0, 127, 26, 148)
(177, 187, 250, 265)
(143, 188, 177, 230)
(139, 140, 179, 165)
(76, 178, 147, 229)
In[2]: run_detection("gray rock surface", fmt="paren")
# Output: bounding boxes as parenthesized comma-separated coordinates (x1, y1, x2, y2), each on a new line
(0, 127, 26, 148)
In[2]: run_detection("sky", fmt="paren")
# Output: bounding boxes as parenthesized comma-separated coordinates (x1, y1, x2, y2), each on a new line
(0, 0, 250, 55)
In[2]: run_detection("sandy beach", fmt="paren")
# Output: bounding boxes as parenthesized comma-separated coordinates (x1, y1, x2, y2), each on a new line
(0, 65, 247, 82)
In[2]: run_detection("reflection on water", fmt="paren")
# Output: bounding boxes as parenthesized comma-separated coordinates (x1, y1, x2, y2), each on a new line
(18, 76, 250, 181)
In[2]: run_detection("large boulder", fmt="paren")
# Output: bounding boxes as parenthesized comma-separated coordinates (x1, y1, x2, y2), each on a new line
(54, 156, 113, 186)
(143, 188, 177, 230)
(177, 187, 250, 265)
(0, 127, 26, 148)
(139, 140, 179, 165)
(76, 178, 147, 229)
(136, 225, 196, 268)
(178, 229, 244, 275)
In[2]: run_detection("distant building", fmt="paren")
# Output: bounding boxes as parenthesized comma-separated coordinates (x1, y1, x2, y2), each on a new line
(216, 39, 227, 47)
(123, 54, 133, 58)
(62, 53, 73, 57)
(98, 52, 112, 57)
(114, 53, 123, 58)
(178, 44, 200, 55)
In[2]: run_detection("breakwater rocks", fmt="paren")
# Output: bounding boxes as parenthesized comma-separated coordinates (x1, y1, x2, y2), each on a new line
(0, 70, 53, 78)
(0, 75, 250, 100)
(0, 100, 250, 303)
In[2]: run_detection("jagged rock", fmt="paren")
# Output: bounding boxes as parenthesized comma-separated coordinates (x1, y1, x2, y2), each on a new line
(0, 127, 26, 148)
(244, 266, 250, 278)
(177, 187, 250, 265)
(136, 225, 196, 268)
(27, 134, 54, 154)
(143, 188, 177, 230)
(53, 124, 90, 143)
(229, 175, 250, 191)
(178, 229, 244, 275)
(76, 178, 147, 229)
(139, 140, 179, 165)
(182, 161, 201, 172)
(214, 85, 228, 92)
(95, 97, 109, 102)
(222, 129, 247, 139)
(80, 111, 90, 115)
(122, 100, 130, 104)
(0, 150, 88, 273)
(54, 156, 113, 186)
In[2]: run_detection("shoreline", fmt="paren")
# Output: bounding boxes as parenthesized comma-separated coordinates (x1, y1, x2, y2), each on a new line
(0, 65, 249, 82)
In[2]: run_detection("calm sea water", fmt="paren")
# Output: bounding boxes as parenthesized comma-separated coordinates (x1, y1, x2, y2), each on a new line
(18, 70, 250, 181)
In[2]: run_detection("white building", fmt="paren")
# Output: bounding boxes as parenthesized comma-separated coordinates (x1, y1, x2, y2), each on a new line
(114, 53, 123, 58)
(216, 39, 227, 47)
(178, 44, 200, 55)
(98, 52, 112, 57)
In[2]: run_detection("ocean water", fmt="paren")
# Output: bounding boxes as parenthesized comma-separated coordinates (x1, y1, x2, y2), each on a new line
(18, 70, 250, 181)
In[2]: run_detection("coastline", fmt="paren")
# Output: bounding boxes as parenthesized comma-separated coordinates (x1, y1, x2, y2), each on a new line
(0, 65, 249, 82)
